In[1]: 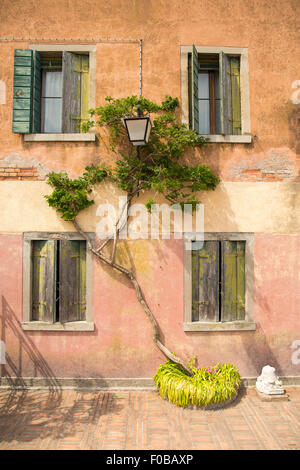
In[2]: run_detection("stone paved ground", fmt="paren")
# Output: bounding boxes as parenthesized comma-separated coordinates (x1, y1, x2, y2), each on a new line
(0, 387, 299, 450)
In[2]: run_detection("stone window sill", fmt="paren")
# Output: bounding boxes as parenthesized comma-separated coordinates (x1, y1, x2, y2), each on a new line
(21, 321, 94, 331)
(24, 133, 96, 142)
(184, 321, 256, 332)
(203, 135, 252, 144)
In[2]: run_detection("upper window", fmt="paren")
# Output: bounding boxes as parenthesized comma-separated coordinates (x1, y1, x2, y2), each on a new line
(181, 46, 251, 143)
(12, 45, 96, 141)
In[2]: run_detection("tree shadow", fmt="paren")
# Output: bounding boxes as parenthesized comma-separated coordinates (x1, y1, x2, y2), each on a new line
(0, 296, 124, 445)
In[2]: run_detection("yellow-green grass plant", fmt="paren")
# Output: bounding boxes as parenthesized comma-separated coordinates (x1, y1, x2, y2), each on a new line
(153, 360, 241, 408)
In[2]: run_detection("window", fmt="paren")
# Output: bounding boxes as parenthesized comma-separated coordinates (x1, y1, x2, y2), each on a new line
(12, 45, 96, 141)
(184, 233, 256, 331)
(181, 46, 251, 143)
(22, 233, 94, 331)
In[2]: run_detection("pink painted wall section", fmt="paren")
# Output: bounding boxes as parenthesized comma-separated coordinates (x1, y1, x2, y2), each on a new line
(0, 234, 299, 379)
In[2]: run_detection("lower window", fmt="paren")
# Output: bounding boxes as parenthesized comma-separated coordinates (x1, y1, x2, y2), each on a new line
(191, 240, 245, 322)
(31, 239, 86, 323)
(184, 234, 255, 331)
(22, 233, 94, 330)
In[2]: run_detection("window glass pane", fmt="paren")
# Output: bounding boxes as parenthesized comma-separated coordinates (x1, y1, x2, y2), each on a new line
(198, 73, 209, 99)
(42, 70, 62, 98)
(198, 100, 210, 135)
(41, 98, 62, 132)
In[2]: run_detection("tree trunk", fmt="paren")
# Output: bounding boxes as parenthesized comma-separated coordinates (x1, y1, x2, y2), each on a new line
(72, 218, 193, 376)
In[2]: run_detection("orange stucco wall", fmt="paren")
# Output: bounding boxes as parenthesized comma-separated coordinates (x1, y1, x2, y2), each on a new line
(0, 0, 299, 178)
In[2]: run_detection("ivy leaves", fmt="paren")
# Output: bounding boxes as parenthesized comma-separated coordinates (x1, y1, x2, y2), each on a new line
(45, 95, 220, 221)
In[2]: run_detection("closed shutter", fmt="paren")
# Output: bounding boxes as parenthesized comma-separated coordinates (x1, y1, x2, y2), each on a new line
(59, 240, 86, 322)
(188, 45, 199, 132)
(230, 57, 241, 135)
(221, 241, 245, 321)
(12, 49, 33, 133)
(192, 241, 219, 322)
(62, 52, 89, 133)
(32, 51, 41, 133)
(31, 240, 56, 322)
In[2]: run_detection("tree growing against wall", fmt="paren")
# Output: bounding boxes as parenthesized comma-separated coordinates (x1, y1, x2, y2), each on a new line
(44, 96, 220, 375)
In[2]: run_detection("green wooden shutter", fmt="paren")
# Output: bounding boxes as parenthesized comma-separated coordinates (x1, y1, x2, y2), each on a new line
(230, 57, 241, 135)
(80, 55, 90, 123)
(188, 45, 199, 132)
(32, 51, 41, 133)
(12, 49, 33, 133)
(221, 241, 245, 321)
(59, 240, 86, 322)
(219, 51, 232, 135)
(62, 52, 89, 133)
(31, 240, 56, 322)
(192, 241, 219, 322)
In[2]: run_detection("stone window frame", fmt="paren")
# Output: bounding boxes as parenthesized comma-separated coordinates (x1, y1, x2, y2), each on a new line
(24, 44, 97, 142)
(180, 45, 251, 143)
(184, 232, 256, 331)
(22, 232, 94, 331)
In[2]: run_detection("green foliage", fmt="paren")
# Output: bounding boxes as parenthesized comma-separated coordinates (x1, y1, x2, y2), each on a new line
(153, 360, 241, 408)
(45, 95, 220, 221)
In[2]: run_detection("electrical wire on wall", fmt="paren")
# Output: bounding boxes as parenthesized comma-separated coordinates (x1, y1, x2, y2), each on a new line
(0, 36, 144, 97)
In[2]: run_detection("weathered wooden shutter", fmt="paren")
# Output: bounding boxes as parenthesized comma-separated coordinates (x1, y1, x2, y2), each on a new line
(12, 49, 33, 133)
(229, 57, 241, 135)
(219, 53, 241, 135)
(221, 241, 245, 321)
(32, 51, 41, 133)
(192, 241, 219, 322)
(188, 45, 199, 132)
(59, 240, 86, 322)
(219, 52, 232, 135)
(62, 52, 89, 133)
(31, 240, 56, 322)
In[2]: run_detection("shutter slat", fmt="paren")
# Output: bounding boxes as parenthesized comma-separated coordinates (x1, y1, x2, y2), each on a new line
(192, 241, 219, 322)
(59, 240, 86, 322)
(80, 54, 90, 124)
(31, 240, 56, 322)
(12, 49, 33, 133)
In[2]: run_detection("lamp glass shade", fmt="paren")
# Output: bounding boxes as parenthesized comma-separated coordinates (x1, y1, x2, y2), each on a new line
(124, 117, 152, 146)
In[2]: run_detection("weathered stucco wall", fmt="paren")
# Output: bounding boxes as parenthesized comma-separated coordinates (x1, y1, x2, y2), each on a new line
(0, 233, 299, 378)
(0, 0, 299, 178)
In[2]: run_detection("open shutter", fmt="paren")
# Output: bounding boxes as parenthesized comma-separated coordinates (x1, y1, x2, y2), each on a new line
(188, 45, 199, 132)
(219, 51, 232, 135)
(32, 51, 41, 133)
(31, 240, 56, 322)
(12, 49, 33, 133)
(80, 55, 90, 123)
(221, 241, 245, 321)
(230, 57, 241, 135)
(62, 52, 82, 133)
(59, 240, 86, 322)
(192, 241, 219, 322)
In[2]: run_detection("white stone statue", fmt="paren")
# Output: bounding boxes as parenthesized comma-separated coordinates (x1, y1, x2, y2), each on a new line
(256, 365, 285, 395)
